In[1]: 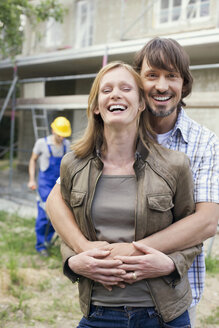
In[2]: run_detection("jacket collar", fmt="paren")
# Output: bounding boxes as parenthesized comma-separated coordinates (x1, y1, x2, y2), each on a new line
(95, 137, 150, 163)
(94, 137, 175, 192)
(135, 138, 150, 162)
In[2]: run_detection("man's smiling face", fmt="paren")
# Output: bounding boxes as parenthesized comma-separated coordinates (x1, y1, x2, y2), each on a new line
(140, 58, 184, 118)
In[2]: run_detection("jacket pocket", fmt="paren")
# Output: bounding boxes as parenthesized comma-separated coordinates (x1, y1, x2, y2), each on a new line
(70, 190, 88, 236)
(70, 190, 86, 208)
(146, 193, 174, 235)
(147, 193, 174, 212)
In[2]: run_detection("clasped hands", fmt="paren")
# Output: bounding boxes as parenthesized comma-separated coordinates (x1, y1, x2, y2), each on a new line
(68, 241, 175, 291)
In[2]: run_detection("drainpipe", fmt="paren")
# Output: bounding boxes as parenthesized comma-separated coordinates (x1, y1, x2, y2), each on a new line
(9, 65, 17, 191)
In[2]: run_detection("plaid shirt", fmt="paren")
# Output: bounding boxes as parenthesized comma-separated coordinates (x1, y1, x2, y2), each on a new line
(161, 108, 219, 307)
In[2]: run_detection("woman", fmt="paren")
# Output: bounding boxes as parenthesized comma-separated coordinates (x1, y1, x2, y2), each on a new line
(60, 61, 201, 327)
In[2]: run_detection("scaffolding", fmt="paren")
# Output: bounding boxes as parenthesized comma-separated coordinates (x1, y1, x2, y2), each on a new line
(0, 0, 218, 259)
(1, 62, 219, 198)
(1, 62, 218, 255)
(0, 0, 218, 207)
(0, 71, 97, 197)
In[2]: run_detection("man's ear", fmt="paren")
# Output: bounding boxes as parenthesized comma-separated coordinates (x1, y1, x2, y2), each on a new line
(182, 83, 188, 98)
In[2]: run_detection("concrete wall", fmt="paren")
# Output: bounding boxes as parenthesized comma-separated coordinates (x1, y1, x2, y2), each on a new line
(185, 68, 219, 136)
(185, 108, 219, 137)
(22, 0, 76, 56)
(192, 69, 219, 92)
(18, 0, 219, 169)
(18, 82, 45, 168)
(72, 109, 87, 142)
(22, 0, 219, 54)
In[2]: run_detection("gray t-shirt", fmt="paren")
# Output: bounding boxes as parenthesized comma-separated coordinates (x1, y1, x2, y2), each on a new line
(91, 175, 154, 307)
(33, 135, 70, 171)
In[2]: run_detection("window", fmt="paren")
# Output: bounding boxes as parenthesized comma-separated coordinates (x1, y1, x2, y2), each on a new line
(186, 0, 210, 19)
(158, 0, 210, 25)
(75, 0, 94, 48)
(45, 17, 63, 48)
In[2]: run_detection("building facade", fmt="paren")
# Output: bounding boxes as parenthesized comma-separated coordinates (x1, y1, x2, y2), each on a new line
(0, 0, 219, 168)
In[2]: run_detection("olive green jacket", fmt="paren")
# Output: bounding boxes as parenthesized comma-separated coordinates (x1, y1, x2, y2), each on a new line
(60, 141, 202, 322)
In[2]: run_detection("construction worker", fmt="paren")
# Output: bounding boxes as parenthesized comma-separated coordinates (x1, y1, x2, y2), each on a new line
(28, 116, 71, 256)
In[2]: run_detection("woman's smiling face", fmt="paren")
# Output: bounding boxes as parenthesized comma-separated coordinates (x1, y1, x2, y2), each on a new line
(95, 67, 143, 129)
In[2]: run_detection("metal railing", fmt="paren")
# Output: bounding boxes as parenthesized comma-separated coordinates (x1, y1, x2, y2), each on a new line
(0, 71, 98, 195)
(0, 63, 219, 196)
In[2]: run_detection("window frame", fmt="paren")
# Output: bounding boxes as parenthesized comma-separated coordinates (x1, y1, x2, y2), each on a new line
(45, 17, 63, 49)
(156, 0, 211, 27)
(75, 0, 94, 49)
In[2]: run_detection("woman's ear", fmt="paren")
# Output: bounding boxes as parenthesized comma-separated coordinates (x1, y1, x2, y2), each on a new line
(139, 99, 146, 112)
(94, 107, 100, 115)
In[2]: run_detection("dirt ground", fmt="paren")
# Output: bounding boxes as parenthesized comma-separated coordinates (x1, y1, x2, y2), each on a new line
(195, 235, 219, 328)
(0, 160, 218, 328)
(0, 233, 218, 328)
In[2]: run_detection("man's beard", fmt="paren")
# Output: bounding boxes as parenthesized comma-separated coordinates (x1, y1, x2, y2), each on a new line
(147, 104, 176, 118)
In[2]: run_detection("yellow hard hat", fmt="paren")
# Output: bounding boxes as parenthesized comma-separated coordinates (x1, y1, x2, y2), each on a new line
(51, 116, 71, 137)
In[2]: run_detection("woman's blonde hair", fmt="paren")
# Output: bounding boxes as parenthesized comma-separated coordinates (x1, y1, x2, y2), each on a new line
(72, 61, 156, 158)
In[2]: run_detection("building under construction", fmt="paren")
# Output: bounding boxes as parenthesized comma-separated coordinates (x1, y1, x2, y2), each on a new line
(0, 0, 219, 180)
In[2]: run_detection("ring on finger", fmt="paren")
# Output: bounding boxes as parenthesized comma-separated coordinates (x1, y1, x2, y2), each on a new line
(132, 272, 137, 280)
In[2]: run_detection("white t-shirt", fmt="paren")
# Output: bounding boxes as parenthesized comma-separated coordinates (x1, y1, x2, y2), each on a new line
(157, 130, 173, 147)
(33, 135, 70, 171)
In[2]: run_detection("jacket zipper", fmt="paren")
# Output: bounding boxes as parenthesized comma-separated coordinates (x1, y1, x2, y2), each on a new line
(86, 168, 102, 317)
(134, 161, 162, 318)
(87, 169, 103, 240)
(86, 280, 94, 317)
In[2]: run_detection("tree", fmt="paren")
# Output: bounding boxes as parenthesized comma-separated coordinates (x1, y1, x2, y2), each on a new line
(0, 0, 66, 60)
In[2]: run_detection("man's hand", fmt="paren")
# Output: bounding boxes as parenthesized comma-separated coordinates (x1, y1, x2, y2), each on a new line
(27, 180, 37, 190)
(114, 242, 175, 283)
(105, 242, 143, 259)
(79, 240, 110, 252)
(68, 248, 126, 288)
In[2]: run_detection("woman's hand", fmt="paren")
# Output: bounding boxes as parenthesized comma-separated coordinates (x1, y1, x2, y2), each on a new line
(68, 248, 126, 287)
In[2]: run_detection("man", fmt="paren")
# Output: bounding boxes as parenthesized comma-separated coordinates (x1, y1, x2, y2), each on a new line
(46, 38, 219, 326)
(132, 37, 219, 326)
(28, 116, 71, 256)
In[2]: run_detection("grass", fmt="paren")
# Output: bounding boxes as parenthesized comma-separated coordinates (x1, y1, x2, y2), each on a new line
(0, 210, 81, 328)
(0, 159, 17, 171)
(0, 211, 35, 256)
(0, 210, 61, 260)
(205, 256, 219, 274)
(201, 306, 219, 325)
(0, 210, 218, 328)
